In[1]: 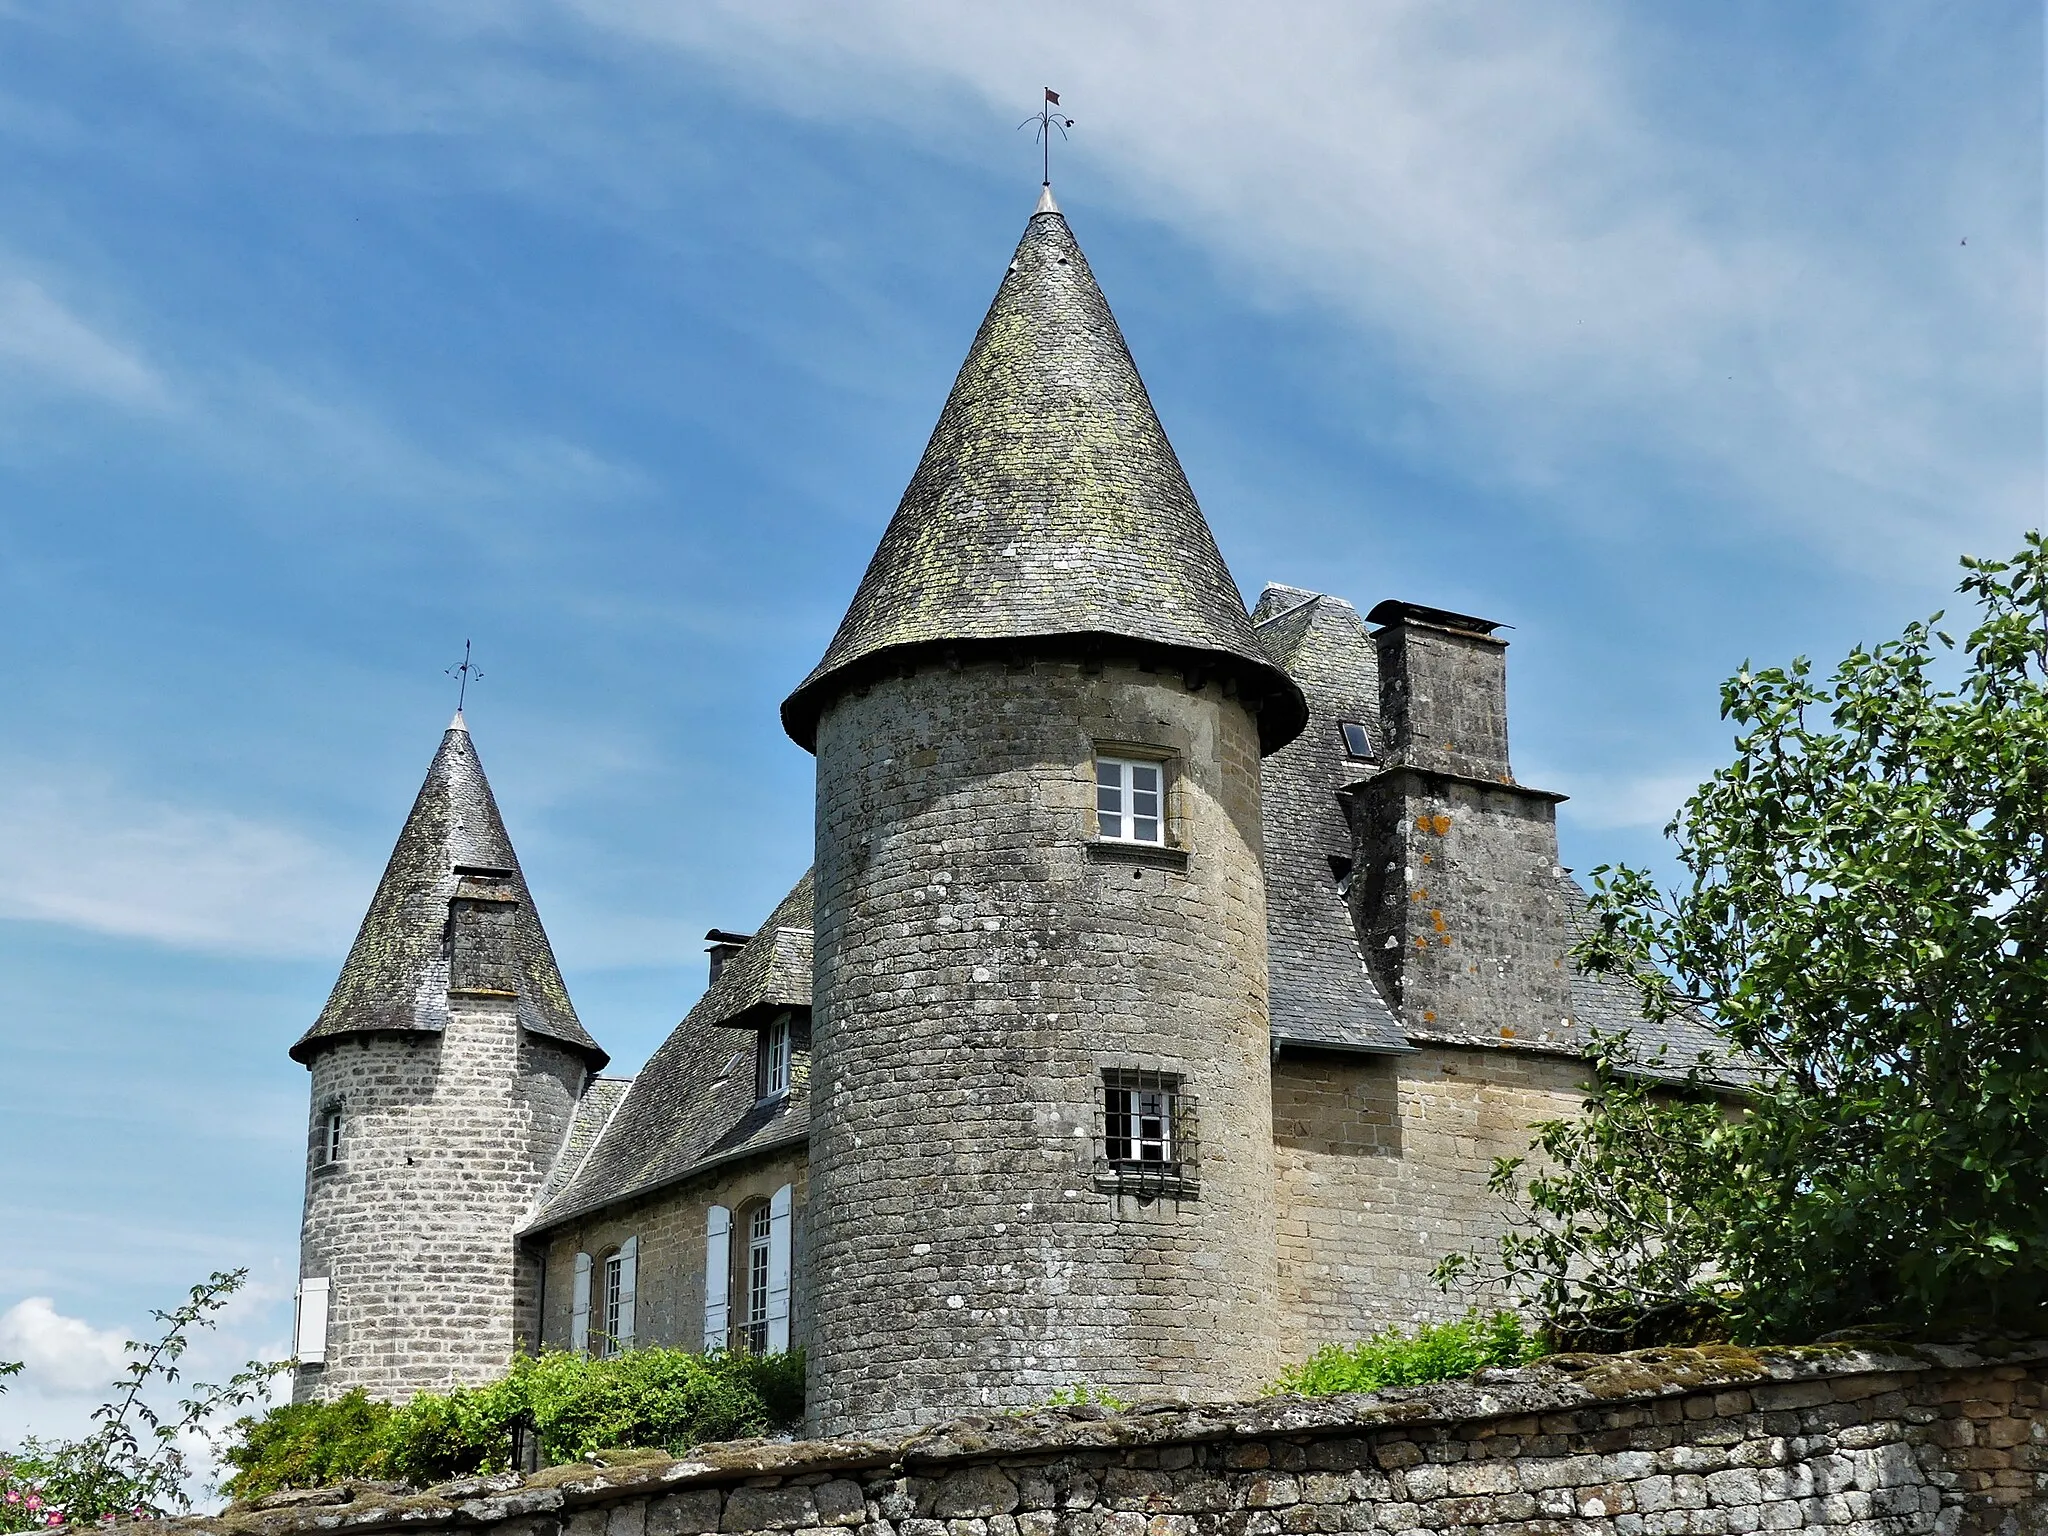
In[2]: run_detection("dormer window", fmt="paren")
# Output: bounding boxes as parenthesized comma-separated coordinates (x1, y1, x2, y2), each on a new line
(1095, 756, 1164, 845)
(1339, 721, 1375, 761)
(756, 1014, 792, 1101)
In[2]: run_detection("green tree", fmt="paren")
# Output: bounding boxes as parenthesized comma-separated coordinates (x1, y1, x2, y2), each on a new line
(1456, 538, 2048, 1344)
(1, 1272, 287, 1528)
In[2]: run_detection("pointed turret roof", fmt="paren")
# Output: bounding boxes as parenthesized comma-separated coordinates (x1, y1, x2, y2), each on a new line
(781, 191, 1307, 753)
(289, 717, 605, 1067)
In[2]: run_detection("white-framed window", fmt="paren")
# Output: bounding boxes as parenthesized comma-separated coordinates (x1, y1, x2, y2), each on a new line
(741, 1203, 772, 1353)
(755, 1015, 792, 1102)
(1339, 720, 1375, 761)
(318, 1109, 343, 1166)
(599, 1250, 625, 1357)
(1095, 756, 1165, 844)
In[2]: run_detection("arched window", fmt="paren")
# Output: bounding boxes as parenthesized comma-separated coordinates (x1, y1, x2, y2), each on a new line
(582, 1238, 636, 1357)
(739, 1202, 772, 1353)
(600, 1249, 625, 1357)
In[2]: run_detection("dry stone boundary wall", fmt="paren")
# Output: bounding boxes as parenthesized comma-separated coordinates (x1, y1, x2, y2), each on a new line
(163, 1343, 2042, 1536)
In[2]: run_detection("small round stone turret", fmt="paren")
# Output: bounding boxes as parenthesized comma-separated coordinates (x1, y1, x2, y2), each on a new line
(790, 192, 1306, 1436)
(289, 714, 605, 1403)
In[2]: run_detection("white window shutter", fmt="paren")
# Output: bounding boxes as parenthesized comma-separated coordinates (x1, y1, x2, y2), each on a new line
(571, 1252, 592, 1355)
(293, 1277, 329, 1365)
(615, 1237, 638, 1350)
(704, 1205, 731, 1351)
(765, 1184, 793, 1353)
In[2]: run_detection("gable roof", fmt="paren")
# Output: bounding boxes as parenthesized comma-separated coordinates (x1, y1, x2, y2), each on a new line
(529, 871, 813, 1231)
(781, 192, 1305, 754)
(1254, 586, 1410, 1054)
(290, 715, 604, 1068)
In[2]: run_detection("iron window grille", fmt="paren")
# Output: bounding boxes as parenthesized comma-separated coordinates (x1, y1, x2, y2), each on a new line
(1095, 756, 1166, 845)
(1095, 1067, 1198, 1198)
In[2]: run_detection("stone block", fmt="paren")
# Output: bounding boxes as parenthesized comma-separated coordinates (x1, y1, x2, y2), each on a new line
(724, 1486, 822, 1532)
(650, 1491, 724, 1536)
(814, 1483, 868, 1528)
(933, 1470, 1020, 1520)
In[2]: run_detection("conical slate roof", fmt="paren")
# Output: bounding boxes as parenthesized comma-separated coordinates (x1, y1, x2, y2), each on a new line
(289, 714, 605, 1067)
(781, 190, 1306, 753)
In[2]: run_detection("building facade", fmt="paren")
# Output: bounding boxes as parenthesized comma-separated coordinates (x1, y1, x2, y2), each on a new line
(289, 188, 1713, 1433)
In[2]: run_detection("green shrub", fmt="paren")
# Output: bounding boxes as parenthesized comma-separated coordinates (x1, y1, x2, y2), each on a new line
(1270, 1311, 1541, 1397)
(1039, 1383, 1133, 1412)
(222, 1349, 805, 1494)
(220, 1390, 395, 1498)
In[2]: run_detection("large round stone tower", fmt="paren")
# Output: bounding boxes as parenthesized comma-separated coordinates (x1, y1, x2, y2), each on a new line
(782, 187, 1308, 1435)
(288, 714, 606, 1403)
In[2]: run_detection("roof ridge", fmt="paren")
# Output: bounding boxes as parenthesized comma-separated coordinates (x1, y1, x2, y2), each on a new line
(1253, 591, 1323, 630)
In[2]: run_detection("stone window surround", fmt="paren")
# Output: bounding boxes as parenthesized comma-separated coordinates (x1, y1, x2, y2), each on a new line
(1087, 739, 1188, 863)
(312, 1098, 344, 1172)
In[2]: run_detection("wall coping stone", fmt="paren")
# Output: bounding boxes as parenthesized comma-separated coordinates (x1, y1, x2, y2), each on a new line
(104, 1339, 2048, 1536)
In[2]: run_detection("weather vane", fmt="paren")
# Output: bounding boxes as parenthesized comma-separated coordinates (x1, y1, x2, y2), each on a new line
(1019, 87, 1074, 187)
(446, 639, 481, 713)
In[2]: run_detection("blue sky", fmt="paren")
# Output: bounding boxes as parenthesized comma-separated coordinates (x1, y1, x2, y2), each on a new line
(0, 1, 2039, 1440)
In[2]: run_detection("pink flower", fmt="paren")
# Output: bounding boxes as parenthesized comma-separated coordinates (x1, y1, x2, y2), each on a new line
(46, 1513, 63, 1527)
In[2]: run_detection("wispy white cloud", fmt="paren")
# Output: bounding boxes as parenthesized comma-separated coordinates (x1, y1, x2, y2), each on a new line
(564, 0, 2039, 573)
(0, 764, 367, 958)
(0, 275, 169, 410)
(26, 4, 2031, 575)
(1555, 768, 1712, 832)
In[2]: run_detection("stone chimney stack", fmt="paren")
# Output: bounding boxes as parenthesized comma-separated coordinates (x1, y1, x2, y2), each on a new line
(1347, 602, 1575, 1047)
(1368, 602, 1512, 781)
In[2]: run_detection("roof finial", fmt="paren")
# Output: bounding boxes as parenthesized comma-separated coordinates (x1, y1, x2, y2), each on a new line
(1019, 87, 1073, 195)
(445, 639, 481, 728)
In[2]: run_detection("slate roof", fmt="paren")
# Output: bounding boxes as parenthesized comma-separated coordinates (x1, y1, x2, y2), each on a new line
(781, 190, 1306, 755)
(290, 715, 605, 1068)
(1560, 875, 1737, 1083)
(695, 921, 812, 1030)
(539, 1075, 634, 1207)
(1253, 585, 1410, 1053)
(529, 872, 813, 1231)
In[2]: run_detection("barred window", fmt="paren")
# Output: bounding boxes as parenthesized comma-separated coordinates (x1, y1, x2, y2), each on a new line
(1106, 1083, 1174, 1163)
(1095, 1068, 1197, 1197)
(1096, 756, 1164, 844)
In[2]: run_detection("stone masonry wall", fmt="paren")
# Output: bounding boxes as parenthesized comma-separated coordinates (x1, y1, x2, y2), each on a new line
(1350, 774, 1575, 1048)
(296, 1013, 585, 1404)
(193, 1343, 2043, 1536)
(807, 656, 1279, 1435)
(1271, 1043, 1588, 1354)
(530, 1148, 809, 1356)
